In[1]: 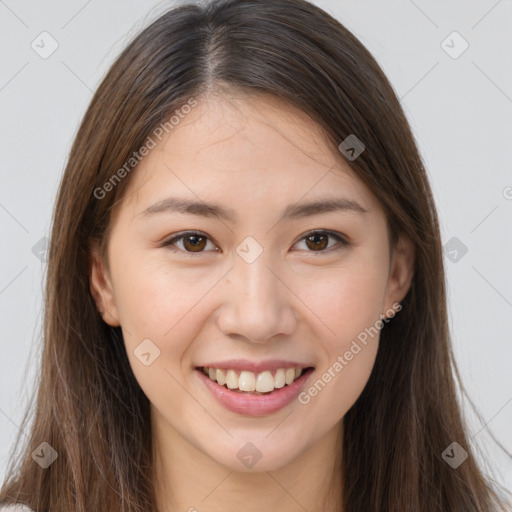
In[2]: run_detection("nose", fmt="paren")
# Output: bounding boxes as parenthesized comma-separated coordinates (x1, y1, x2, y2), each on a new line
(216, 250, 297, 344)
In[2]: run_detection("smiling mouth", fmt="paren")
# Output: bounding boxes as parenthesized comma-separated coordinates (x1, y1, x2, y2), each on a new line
(197, 366, 315, 395)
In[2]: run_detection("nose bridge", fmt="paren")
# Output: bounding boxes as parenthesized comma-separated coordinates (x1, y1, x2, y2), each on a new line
(234, 242, 282, 309)
(218, 239, 294, 342)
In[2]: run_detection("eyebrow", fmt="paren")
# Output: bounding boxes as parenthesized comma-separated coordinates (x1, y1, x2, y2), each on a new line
(139, 196, 369, 222)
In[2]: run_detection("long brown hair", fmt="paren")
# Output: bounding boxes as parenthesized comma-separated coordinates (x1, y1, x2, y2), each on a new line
(1, 0, 509, 510)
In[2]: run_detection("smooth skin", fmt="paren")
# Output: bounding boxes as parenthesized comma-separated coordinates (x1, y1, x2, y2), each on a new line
(90, 90, 415, 512)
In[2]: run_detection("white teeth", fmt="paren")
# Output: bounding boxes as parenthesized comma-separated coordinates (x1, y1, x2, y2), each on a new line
(274, 368, 286, 388)
(216, 369, 226, 386)
(256, 371, 274, 393)
(285, 368, 295, 385)
(239, 371, 256, 391)
(202, 366, 308, 393)
(225, 369, 238, 389)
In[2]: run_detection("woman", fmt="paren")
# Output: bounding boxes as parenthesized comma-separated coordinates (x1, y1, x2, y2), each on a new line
(1, 0, 510, 510)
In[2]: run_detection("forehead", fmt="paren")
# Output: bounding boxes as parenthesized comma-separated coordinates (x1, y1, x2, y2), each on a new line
(120, 92, 381, 218)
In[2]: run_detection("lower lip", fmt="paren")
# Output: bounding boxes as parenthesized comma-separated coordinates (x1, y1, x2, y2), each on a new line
(196, 368, 314, 417)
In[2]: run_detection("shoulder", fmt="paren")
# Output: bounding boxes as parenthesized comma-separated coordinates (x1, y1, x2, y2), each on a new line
(0, 506, 34, 512)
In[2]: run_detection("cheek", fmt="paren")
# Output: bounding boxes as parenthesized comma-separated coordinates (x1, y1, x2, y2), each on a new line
(296, 260, 385, 421)
(301, 340, 379, 433)
(111, 257, 206, 417)
(113, 242, 388, 355)
(304, 257, 388, 344)
(299, 284, 381, 430)
(111, 251, 217, 365)
(113, 249, 180, 327)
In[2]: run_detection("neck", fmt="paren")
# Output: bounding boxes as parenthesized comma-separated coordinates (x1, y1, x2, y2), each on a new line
(152, 410, 343, 512)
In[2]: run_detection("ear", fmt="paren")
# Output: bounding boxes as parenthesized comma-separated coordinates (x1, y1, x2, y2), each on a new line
(89, 247, 120, 327)
(383, 233, 415, 314)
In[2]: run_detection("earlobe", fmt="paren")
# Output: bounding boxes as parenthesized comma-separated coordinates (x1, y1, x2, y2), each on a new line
(89, 248, 120, 327)
(384, 234, 415, 313)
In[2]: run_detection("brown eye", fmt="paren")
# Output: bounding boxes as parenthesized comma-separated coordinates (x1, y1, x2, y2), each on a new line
(163, 232, 217, 254)
(163, 230, 348, 256)
(182, 234, 207, 252)
(295, 230, 348, 253)
(304, 233, 329, 251)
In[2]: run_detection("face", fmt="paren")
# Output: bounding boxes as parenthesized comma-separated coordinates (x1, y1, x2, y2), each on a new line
(90, 91, 414, 473)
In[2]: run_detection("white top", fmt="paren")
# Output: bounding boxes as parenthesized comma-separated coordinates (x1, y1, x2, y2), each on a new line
(0, 506, 34, 512)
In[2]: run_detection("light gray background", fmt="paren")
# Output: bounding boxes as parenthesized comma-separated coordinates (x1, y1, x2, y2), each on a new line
(1, 0, 511, 492)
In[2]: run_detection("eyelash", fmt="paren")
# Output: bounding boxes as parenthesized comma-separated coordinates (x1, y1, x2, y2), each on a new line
(161, 230, 350, 256)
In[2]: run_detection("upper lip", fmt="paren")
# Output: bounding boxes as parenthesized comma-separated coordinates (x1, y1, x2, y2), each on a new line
(197, 359, 314, 373)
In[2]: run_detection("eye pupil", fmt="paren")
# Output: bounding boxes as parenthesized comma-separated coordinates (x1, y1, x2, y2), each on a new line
(184, 235, 206, 252)
(306, 233, 328, 251)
